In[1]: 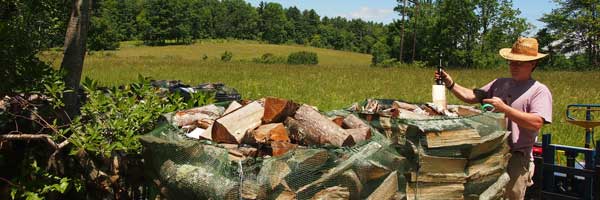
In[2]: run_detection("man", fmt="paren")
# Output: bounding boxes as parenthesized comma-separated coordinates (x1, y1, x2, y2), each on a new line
(436, 37, 552, 200)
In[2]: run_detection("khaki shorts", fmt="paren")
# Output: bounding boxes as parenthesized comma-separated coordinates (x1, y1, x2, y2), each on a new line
(505, 151, 535, 200)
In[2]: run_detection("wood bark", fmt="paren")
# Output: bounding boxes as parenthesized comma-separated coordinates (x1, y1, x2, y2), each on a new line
(212, 101, 264, 144)
(346, 127, 371, 143)
(172, 104, 223, 128)
(60, 0, 92, 117)
(290, 105, 354, 147)
(263, 97, 298, 123)
(342, 114, 368, 129)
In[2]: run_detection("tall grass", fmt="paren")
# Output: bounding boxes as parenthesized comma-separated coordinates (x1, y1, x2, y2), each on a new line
(40, 40, 600, 148)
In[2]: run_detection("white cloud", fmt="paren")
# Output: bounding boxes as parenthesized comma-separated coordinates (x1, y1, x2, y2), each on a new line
(344, 6, 394, 22)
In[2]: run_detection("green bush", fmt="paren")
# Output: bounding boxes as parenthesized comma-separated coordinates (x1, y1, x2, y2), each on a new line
(287, 51, 319, 65)
(67, 76, 214, 157)
(252, 53, 286, 64)
(221, 51, 233, 61)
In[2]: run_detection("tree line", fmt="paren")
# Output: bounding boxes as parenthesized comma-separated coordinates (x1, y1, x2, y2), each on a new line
(374, 0, 599, 70)
(89, 0, 387, 54)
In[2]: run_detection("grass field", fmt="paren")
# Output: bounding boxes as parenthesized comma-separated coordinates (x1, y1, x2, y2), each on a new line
(41, 39, 600, 148)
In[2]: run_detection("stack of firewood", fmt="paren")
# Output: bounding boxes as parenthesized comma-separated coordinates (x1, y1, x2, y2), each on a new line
(346, 99, 512, 200)
(147, 98, 511, 200)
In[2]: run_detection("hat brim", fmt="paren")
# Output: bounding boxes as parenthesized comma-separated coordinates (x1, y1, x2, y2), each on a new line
(499, 48, 547, 61)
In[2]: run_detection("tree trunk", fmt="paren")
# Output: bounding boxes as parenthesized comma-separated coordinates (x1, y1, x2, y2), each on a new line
(399, 0, 407, 63)
(411, 0, 419, 62)
(60, 0, 92, 118)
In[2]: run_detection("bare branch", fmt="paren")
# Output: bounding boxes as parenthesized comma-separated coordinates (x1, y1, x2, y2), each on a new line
(0, 133, 60, 150)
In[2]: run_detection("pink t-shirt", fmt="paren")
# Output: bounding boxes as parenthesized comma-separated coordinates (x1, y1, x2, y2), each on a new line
(481, 78, 553, 157)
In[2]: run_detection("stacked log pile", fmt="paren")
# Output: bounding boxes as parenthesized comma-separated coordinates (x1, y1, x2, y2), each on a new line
(350, 99, 511, 200)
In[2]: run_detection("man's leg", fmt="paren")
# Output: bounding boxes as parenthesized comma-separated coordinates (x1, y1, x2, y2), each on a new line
(505, 152, 534, 200)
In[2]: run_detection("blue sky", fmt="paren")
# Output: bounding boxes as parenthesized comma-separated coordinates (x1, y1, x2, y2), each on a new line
(246, 0, 557, 31)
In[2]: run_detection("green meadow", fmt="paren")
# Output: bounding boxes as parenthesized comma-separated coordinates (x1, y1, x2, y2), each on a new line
(41, 40, 600, 148)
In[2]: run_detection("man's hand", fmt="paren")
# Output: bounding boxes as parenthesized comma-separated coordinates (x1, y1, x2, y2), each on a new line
(434, 69, 453, 86)
(483, 97, 510, 113)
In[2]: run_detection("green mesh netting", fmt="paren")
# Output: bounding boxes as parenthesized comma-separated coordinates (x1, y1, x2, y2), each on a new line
(140, 99, 510, 200)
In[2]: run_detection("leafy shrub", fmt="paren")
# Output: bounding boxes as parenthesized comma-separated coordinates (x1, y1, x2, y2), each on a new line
(287, 51, 319, 65)
(252, 53, 286, 64)
(202, 54, 209, 60)
(67, 76, 214, 157)
(221, 51, 233, 61)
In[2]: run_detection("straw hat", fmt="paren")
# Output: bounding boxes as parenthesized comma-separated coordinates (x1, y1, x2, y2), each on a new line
(499, 37, 547, 61)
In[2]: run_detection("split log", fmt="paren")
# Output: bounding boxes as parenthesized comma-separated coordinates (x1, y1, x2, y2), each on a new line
(449, 105, 482, 117)
(406, 182, 464, 200)
(354, 160, 392, 183)
(366, 171, 398, 200)
(290, 105, 354, 147)
(172, 104, 224, 127)
(199, 125, 213, 140)
(258, 159, 291, 190)
(346, 127, 371, 143)
(419, 151, 467, 174)
(398, 108, 432, 120)
(251, 123, 290, 143)
(409, 172, 467, 183)
(478, 173, 510, 200)
(220, 144, 259, 158)
(284, 149, 330, 190)
(274, 190, 296, 200)
(424, 128, 481, 148)
(342, 114, 368, 129)
(242, 180, 263, 200)
(336, 170, 363, 200)
(464, 172, 503, 198)
(467, 144, 511, 180)
(311, 186, 350, 200)
(263, 97, 298, 123)
(468, 131, 509, 159)
(224, 101, 242, 115)
(296, 142, 382, 195)
(392, 101, 418, 111)
(271, 141, 298, 157)
(212, 101, 264, 144)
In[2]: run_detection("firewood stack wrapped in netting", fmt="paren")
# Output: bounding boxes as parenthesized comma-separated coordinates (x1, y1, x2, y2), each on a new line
(139, 97, 511, 200)
(349, 99, 511, 200)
